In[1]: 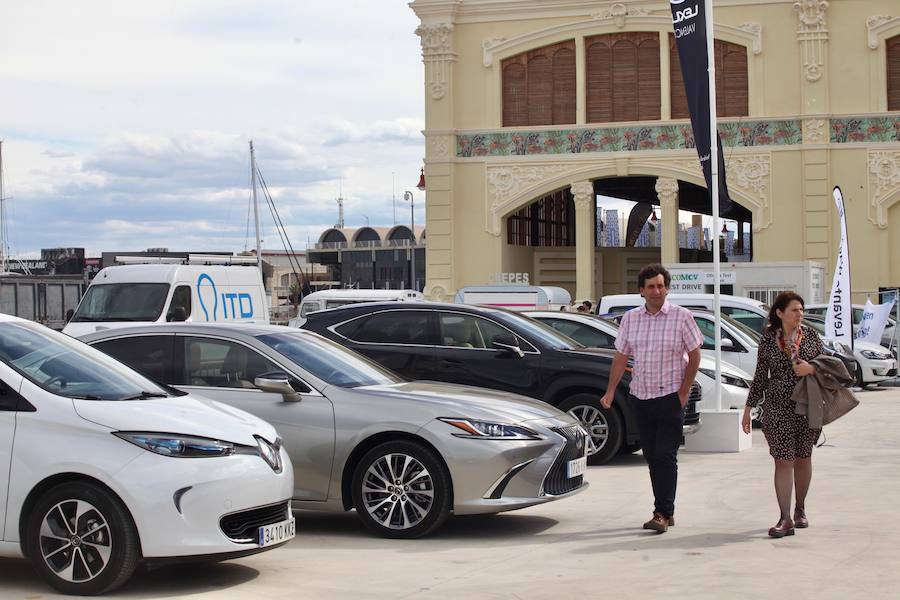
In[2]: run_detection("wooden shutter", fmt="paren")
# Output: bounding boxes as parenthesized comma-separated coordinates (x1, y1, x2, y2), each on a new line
(502, 40, 576, 126)
(587, 32, 660, 123)
(889, 34, 900, 111)
(670, 35, 748, 119)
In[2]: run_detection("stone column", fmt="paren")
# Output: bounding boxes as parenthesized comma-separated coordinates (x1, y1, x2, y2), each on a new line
(571, 181, 596, 303)
(656, 178, 680, 264)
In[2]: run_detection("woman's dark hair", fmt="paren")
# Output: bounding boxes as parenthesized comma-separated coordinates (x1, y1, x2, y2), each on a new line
(767, 291, 805, 332)
(637, 263, 671, 289)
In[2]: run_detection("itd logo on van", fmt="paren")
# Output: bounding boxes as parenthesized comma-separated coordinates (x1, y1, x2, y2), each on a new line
(197, 273, 254, 321)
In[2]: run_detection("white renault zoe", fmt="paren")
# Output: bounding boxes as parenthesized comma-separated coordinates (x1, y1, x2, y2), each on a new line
(0, 314, 294, 595)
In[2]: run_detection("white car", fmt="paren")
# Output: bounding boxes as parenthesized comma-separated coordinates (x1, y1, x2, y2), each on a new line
(0, 314, 294, 595)
(803, 316, 897, 386)
(527, 311, 750, 411)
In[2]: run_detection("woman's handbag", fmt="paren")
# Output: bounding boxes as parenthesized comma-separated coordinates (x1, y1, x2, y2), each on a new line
(821, 385, 859, 425)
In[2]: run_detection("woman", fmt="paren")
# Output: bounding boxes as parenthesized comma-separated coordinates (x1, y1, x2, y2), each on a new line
(742, 291, 823, 538)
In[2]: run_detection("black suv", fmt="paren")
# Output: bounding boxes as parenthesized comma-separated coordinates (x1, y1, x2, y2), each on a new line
(302, 302, 700, 464)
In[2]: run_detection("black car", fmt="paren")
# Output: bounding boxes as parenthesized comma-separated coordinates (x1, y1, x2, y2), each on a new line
(301, 301, 700, 464)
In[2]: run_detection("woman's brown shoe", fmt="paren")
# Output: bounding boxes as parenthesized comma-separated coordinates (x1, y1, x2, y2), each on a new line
(794, 507, 809, 528)
(768, 518, 795, 538)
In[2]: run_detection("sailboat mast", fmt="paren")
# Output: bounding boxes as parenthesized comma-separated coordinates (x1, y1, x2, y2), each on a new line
(250, 140, 263, 275)
(0, 140, 7, 275)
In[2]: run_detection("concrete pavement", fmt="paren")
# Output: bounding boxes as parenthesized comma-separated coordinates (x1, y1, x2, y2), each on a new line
(2, 385, 898, 599)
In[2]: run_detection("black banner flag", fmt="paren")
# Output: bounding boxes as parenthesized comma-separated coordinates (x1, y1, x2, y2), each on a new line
(669, 0, 732, 216)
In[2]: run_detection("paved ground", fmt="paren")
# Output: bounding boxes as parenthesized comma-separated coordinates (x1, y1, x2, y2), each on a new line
(3, 385, 899, 600)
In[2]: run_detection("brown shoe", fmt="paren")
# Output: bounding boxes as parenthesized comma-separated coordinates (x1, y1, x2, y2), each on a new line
(643, 512, 669, 533)
(768, 518, 795, 538)
(794, 507, 808, 528)
(668, 515, 675, 527)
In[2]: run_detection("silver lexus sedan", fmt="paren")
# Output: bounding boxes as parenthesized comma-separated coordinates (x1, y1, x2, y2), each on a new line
(79, 324, 589, 538)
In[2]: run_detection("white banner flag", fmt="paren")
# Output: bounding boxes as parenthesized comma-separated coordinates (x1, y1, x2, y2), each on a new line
(825, 187, 853, 346)
(856, 298, 894, 344)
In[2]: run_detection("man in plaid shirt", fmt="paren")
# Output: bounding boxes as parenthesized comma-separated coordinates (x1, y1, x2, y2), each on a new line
(600, 264, 703, 533)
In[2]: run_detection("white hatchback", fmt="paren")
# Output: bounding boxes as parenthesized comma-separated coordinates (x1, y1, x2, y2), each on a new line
(0, 314, 294, 595)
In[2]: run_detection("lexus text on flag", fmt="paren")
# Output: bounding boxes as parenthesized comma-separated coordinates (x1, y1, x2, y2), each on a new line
(825, 186, 853, 348)
(669, 0, 732, 216)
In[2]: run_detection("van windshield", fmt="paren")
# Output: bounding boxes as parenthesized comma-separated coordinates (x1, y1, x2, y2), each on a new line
(72, 283, 170, 322)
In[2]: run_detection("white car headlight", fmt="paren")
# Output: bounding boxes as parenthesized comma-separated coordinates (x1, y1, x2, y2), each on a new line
(439, 418, 541, 440)
(114, 432, 239, 458)
(861, 349, 891, 360)
(698, 368, 749, 388)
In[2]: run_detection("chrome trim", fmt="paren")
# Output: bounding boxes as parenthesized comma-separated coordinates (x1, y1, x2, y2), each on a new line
(683, 423, 702, 435)
(483, 459, 535, 499)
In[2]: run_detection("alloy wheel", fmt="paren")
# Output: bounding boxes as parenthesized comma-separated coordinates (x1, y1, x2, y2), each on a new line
(362, 453, 434, 530)
(567, 405, 609, 456)
(39, 499, 112, 583)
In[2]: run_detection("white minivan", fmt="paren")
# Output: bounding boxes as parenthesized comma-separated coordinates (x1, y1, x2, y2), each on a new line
(454, 285, 572, 312)
(288, 289, 425, 327)
(64, 263, 269, 337)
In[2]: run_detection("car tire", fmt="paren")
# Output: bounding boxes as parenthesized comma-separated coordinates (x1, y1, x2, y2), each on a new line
(854, 362, 866, 388)
(559, 394, 623, 465)
(351, 440, 451, 539)
(25, 481, 140, 596)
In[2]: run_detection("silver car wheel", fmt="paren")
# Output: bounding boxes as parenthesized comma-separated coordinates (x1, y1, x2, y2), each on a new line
(40, 499, 112, 583)
(362, 453, 434, 530)
(567, 405, 609, 456)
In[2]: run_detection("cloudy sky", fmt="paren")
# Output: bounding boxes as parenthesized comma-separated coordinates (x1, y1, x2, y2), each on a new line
(0, 1, 424, 258)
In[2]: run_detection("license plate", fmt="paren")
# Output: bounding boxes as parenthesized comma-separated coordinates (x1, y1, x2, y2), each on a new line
(258, 517, 296, 547)
(567, 456, 587, 478)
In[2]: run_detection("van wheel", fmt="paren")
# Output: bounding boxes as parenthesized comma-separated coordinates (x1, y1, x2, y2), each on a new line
(559, 394, 623, 465)
(25, 481, 140, 596)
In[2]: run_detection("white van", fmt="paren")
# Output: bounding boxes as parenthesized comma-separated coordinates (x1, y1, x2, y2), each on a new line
(63, 262, 268, 336)
(288, 289, 425, 327)
(598, 293, 769, 334)
(454, 285, 572, 312)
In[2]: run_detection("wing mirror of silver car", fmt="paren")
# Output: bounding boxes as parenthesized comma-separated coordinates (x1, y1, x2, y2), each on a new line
(491, 334, 525, 358)
(254, 375, 303, 402)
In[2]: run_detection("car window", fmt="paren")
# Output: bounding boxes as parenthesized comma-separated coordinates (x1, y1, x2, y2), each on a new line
(721, 307, 766, 335)
(606, 305, 636, 314)
(300, 302, 321, 317)
(852, 308, 865, 325)
(693, 317, 742, 351)
(540, 318, 615, 348)
(92, 336, 174, 385)
(181, 337, 282, 389)
(438, 314, 510, 349)
(71, 283, 170, 322)
(168, 285, 192, 320)
(338, 311, 435, 345)
(0, 321, 171, 400)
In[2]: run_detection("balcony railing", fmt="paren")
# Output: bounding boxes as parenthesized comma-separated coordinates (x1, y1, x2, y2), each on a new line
(312, 240, 419, 250)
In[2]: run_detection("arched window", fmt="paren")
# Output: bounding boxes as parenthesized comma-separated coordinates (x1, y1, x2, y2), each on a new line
(586, 32, 661, 123)
(502, 40, 576, 126)
(888, 34, 900, 111)
(670, 36, 748, 118)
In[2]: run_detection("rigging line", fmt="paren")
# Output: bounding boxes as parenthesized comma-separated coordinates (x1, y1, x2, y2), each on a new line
(256, 167, 307, 290)
(244, 151, 253, 252)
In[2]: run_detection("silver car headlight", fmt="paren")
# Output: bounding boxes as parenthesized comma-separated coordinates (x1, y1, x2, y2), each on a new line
(439, 418, 541, 440)
(114, 432, 241, 458)
(698, 368, 749, 388)
(861, 349, 891, 360)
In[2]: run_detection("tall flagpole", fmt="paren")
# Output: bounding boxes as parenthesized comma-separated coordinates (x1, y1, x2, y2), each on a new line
(705, 0, 723, 412)
(250, 141, 263, 276)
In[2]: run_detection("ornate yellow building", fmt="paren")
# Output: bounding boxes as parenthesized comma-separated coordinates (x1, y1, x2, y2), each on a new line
(410, 0, 900, 302)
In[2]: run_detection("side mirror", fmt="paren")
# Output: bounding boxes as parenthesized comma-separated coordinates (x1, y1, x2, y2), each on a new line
(254, 373, 303, 402)
(491, 334, 525, 358)
(167, 306, 188, 322)
(721, 338, 735, 349)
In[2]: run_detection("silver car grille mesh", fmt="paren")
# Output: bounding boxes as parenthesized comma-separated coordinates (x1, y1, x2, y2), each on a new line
(543, 425, 586, 496)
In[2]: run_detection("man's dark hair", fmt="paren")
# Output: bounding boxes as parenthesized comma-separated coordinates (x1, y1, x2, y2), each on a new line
(581, 300, 593, 310)
(637, 263, 671, 289)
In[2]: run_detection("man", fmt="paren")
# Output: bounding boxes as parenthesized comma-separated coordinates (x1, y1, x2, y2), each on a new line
(581, 300, 593, 313)
(600, 264, 703, 533)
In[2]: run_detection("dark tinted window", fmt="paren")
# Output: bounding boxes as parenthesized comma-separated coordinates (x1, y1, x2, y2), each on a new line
(181, 337, 282, 389)
(72, 283, 170, 322)
(693, 317, 742, 351)
(541, 318, 615, 348)
(438, 313, 509, 349)
(721, 307, 765, 334)
(167, 286, 192, 321)
(339, 311, 434, 345)
(93, 335, 174, 385)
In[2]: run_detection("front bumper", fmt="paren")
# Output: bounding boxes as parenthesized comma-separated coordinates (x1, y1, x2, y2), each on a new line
(860, 358, 897, 383)
(417, 417, 589, 515)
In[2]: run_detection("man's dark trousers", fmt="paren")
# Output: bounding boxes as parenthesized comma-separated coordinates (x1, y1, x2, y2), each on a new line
(633, 392, 685, 518)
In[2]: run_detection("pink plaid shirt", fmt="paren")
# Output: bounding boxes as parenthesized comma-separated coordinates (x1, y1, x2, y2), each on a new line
(614, 301, 704, 400)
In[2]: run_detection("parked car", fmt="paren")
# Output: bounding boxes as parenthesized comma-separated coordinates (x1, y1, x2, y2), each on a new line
(0, 314, 294, 595)
(526, 311, 751, 410)
(597, 293, 769, 334)
(81, 324, 590, 539)
(298, 302, 700, 464)
(805, 303, 897, 350)
(288, 289, 425, 328)
(803, 315, 896, 386)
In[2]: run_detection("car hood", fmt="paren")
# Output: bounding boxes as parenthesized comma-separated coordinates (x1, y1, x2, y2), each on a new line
(72, 394, 277, 446)
(353, 381, 568, 424)
(699, 355, 752, 379)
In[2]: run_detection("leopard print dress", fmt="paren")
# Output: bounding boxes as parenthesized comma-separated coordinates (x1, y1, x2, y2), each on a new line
(746, 325, 823, 460)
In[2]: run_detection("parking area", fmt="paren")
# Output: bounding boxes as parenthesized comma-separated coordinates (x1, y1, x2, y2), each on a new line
(2, 385, 898, 599)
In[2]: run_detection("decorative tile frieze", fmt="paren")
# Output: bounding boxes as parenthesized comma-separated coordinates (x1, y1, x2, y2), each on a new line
(830, 117, 900, 143)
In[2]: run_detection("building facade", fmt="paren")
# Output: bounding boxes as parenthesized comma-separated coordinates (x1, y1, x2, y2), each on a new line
(410, 0, 900, 302)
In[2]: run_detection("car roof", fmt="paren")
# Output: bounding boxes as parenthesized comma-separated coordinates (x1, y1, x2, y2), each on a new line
(304, 301, 519, 319)
(0, 313, 27, 324)
(78, 322, 315, 341)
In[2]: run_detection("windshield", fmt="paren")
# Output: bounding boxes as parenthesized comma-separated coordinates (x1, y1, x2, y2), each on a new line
(722, 313, 762, 343)
(72, 283, 170, 322)
(498, 312, 585, 350)
(0, 321, 171, 400)
(257, 331, 402, 388)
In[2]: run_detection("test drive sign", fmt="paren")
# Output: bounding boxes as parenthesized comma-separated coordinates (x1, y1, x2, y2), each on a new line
(669, 0, 732, 216)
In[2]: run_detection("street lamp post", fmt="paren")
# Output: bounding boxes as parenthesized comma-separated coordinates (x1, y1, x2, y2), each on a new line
(403, 167, 426, 291)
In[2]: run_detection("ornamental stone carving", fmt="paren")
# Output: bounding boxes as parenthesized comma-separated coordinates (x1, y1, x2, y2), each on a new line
(570, 181, 595, 209)
(485, 163, 584, 235)
(802, 119, 828, 144)
(868, 151, 900, 228)
(867, 15, 897, 49)
(591, 3, 651, 28)
(426, 283, 449, 302)
(655, 178, 679, 208)
(416, 23, 456, 100)
(793, 0, 829, 82)
(738, 23, 763, 55)
(428, 135, 451, 159)
(726, 154, 772, 232)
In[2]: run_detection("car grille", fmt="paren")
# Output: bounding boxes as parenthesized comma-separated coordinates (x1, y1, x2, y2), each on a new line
(685, 381, 701, 425)
(220, 500, 290, 543)
(542, 425, 587, 496)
